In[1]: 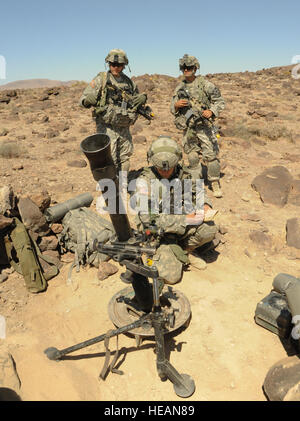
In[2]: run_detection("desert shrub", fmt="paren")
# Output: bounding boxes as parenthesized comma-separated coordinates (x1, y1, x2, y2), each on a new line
(0, 141, 27, 158)
(227, 122, 294, 142)
(225, 123, 260, 141)
(258, 124, 294, 142)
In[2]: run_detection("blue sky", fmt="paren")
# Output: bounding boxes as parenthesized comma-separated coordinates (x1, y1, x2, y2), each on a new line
(0, 0, 300, 85)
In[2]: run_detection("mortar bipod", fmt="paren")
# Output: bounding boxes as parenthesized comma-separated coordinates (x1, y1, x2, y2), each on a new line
(44, 264, 195, 398)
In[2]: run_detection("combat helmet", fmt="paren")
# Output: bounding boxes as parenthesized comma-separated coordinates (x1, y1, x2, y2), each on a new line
(147, 136, 182, 170)
(105, 49, 129, 65)
(179, 54, 200, 71)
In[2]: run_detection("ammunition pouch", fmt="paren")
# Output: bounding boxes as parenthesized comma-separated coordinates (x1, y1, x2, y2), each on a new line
(98, 103, 138, 128)
(174, 108, 203, 131)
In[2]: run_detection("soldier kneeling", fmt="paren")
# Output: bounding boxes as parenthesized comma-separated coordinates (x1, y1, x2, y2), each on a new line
(132, 136, 219, 285)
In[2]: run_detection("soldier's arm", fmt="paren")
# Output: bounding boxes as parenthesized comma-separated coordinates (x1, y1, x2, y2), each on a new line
(170, 86, 181, 115)
(134, 172, 188, 234)
(79, 74, 103, 108)
(204, 80, 225, 117)
(132, 79, 140, 95)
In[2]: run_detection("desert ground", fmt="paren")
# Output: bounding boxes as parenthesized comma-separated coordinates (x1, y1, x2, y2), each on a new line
(0, 65, 300, 401)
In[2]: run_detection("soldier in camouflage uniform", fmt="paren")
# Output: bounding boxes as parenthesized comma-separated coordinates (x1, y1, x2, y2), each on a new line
(170, 55, 225, 198)
(79, 49, 147, 172)
(134, 136, 218, 285)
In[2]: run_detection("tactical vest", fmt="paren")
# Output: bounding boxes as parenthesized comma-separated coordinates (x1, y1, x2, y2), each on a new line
(94, 72, 138, 128)
(137, 165, 195, 213)
(174, 76, 211, 131)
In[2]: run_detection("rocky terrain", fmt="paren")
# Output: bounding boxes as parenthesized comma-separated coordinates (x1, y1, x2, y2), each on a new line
(0, 79, 76, 91)
(0, 64, 300, 401)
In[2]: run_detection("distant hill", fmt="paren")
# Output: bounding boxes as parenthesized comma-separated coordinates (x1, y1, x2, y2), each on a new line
(0, 79, 77, 90)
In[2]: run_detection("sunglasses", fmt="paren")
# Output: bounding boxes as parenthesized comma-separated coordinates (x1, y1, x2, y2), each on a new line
(109, 62, 123, 68)
(183, 65, 195, 71)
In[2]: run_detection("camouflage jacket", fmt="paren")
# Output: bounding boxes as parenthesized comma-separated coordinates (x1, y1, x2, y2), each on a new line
(133, 164, 213, 236)
(79, 71, 139, 110)
(170, 75, 225, 118)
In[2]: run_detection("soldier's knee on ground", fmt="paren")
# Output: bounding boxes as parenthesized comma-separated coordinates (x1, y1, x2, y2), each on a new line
(152, 245, 183, 285)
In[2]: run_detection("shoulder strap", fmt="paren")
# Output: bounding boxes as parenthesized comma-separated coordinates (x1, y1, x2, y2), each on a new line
(121, 73, 135, 92)
(98, 71, 109, 108)
(30, 236, 59, 281)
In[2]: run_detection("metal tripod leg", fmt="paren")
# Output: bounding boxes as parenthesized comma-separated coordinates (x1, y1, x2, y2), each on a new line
(152, 310, 195, 398)
(44, 315, 149, 361)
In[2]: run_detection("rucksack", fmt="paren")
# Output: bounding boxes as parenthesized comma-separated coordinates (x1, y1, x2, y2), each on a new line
(4, 217, 59, 293)
(58, 207, 116, 275)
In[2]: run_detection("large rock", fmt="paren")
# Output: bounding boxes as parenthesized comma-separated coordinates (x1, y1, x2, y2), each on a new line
(251, 166, 293, 207)
(17, 197, 50, 236)
(38, 235, 58, 252)
(286, 218, 300, 249)
(263, 355, 300, 401)
(0, 186, 15, 215)
(28, 190, 51, 212)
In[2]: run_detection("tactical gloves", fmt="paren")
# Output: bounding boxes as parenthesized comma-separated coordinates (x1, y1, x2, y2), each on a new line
(132, 93, 147, 109)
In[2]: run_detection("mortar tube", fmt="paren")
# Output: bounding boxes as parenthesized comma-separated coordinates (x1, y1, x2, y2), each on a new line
(80, 133, 132, 242)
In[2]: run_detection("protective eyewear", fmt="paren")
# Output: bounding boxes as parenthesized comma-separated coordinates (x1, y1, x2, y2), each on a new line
(183, 65, 195, 71)
(109, 62, 123, 68)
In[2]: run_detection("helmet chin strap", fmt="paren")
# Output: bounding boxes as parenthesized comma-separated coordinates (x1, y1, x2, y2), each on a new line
(162, 161, 170, 171)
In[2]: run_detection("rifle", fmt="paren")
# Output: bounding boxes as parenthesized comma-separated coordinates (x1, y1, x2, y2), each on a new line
(176, 86, 212, 128)
(106, 81, 154, 121)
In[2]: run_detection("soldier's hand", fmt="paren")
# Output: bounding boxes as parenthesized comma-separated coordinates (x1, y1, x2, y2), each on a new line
(202, 109, 213, 119)
(175, 99, 189, 109)
(186, 211, 204, 226)
(132, 93, 147, 108)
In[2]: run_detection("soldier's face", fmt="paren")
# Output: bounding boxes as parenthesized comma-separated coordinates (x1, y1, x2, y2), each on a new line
(183, 65, 196, 79)
(109, 62, 125, 77)
(156, 167, 175, 179)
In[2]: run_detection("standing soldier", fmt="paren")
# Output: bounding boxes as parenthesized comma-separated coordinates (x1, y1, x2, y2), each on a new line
(79, 49, 148, 172)
(170, 55, 225, 198)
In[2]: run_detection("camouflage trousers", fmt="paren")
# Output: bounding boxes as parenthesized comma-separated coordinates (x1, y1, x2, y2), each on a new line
(152, 221, 217, 285)
(96, 121, 133, 171)
(183, 124, 220, 182)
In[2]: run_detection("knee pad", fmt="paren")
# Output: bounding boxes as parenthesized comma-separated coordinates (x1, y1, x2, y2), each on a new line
(206, 158, 220, 181)
(187, 152, 200, 168)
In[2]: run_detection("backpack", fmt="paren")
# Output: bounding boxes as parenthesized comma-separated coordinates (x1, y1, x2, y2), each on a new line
(4, 217, 59, 293)
(58, 207, 116, 274)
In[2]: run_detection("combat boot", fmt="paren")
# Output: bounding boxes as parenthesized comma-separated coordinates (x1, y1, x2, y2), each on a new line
(211, 181, 222, 198)
(188, 253, 207, 271)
